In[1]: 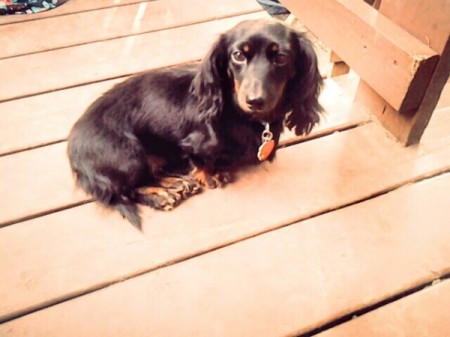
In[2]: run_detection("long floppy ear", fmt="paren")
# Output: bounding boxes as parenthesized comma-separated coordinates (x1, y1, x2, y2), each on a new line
(190, 34, 229, 121)
(284, 32, 324, 136)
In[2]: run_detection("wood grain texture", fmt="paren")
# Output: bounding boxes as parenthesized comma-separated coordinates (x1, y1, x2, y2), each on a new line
(280, 0, 439, 113)
(379, 0, 450, 54)
(0, 75, 368, 156)
(0, 0, 262, 59)
(0, 79, 123, 155)
(2, 173, 449, 335)
(0, 12, 267, 102)
(0, 0, 156, 25)
(347, 0, 449, 145)
(0, 143, 86, 226)
(1, 119, 449, 322)
(316, 280, 450, 337)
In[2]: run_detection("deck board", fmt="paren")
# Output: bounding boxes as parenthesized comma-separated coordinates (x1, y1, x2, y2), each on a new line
(2, 172, 449, 335)
(0, 78, 123, 155)
(0, 143, 86, 226)
(316, 280, 450, 337)
(1, 118, 449, 321)
(0, 0, 262, 59)
(0, 75, 367, 156)
(0, 0, 156, 25)
(0, 12, 267, 102)
(0, 78, 369, 225)
(1, 0, 449, 334)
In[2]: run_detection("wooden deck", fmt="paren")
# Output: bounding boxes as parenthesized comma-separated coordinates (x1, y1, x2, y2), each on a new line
(1, 0, 449, 335)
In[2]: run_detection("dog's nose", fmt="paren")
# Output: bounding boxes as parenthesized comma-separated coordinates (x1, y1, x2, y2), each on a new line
(246, 95, 265, 111)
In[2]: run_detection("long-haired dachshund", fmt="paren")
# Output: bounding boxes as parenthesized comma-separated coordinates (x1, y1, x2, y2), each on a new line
(68, 19, 323, 229)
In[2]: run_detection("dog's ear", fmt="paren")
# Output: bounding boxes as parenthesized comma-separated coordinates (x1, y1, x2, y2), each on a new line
(190, 34, 229, 121)
(284, 32, 323, 136)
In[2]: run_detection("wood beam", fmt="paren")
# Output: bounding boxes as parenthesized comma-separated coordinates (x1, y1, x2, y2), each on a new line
(280, 0, 438, 114)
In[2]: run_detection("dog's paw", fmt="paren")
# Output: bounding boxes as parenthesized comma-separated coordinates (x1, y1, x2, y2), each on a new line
(136, 187, 181, 211)
(158, 176, 201, 199)
(191, 168, 231, 189)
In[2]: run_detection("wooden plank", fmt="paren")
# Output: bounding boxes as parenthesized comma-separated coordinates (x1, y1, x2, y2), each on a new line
(316, 280, 450, 337)
(355, 74, 449, 145)
(379, 0, 450, 54)
(356, 0, 450, 145)
(0, 0, 262, 59)
(280, 0, 439, 113)
(0, 74, 368, 156)
(0, 0, 155, 25)
(1, 172, 449, 335)
(0, 12, 268, 102)
(0, 76, 368, 226)
(0, 78, 123, 156)
(1, 119, 449, 322)
(0, 143, 87, 226)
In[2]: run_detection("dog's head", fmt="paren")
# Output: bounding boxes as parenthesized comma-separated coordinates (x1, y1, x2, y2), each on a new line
(191, 19, 323, 136)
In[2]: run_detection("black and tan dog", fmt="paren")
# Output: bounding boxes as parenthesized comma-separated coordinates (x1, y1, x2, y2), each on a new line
(67, 19, 323, 229)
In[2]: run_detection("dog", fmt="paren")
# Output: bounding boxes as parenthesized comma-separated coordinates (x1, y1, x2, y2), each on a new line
(67, 19, 323, 229)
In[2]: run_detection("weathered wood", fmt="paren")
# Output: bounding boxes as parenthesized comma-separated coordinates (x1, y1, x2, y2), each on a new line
(1, 172, 449, 335)
(0, 0, 262, 59)
(379, 0, 449, 54)
(316, 281, 450, 337)
(0, 143, 87, 226)
(0, 76, 371, 225)
(357, 0, 450, 145)
(0, 12, 267, 102)
(280, 0, 438, 114)
(0, 79, 123, 156)
(0, 74, 368, 156)
(0, 0, 155, 25)
(1, 118, 449, 322)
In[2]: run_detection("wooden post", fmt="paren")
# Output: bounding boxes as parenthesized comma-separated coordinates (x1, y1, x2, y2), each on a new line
(373, 0, 450, 145)
(281, 0, 448, 145)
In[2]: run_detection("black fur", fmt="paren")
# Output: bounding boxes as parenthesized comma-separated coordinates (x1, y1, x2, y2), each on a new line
(67, 19, 323, 228)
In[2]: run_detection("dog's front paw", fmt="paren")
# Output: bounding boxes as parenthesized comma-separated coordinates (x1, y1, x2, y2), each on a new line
(191, 167, 231, 189)
(157, 176, 201, 199)
(136, 187, 181, 211)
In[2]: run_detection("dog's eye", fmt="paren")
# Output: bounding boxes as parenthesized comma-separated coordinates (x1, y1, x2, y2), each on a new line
(232, 51, 247, 64)
(273, 54, 290, 66)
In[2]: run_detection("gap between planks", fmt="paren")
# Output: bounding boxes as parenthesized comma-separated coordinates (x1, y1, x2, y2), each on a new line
(311, 279, 450, 337)
(299, 272, 450, 337)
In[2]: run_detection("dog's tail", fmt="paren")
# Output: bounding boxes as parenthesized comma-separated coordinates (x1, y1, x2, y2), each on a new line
(73, 170, 143, 230)
(114, 200, 142, 230)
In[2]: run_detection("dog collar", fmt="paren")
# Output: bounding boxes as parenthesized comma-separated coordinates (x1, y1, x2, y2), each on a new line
(257, 122, 275, 161)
